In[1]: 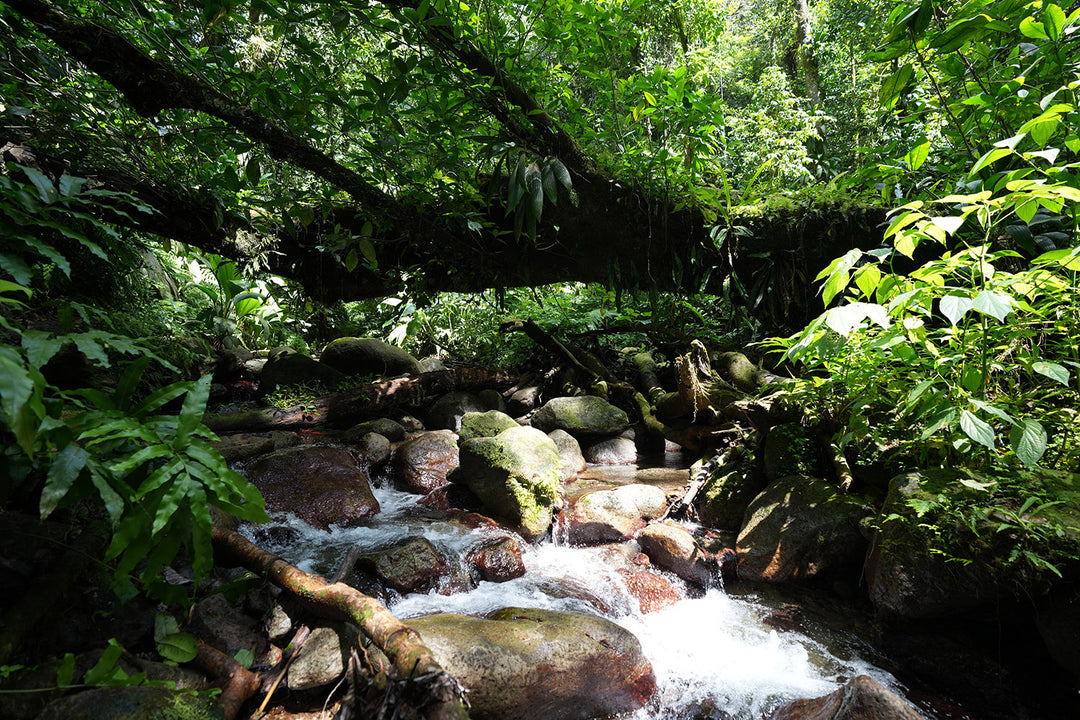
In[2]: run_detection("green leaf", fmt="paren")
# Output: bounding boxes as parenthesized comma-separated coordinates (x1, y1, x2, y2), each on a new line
(41, 443, 90, 518)
(16, 164, 58, 203)
(972, 289, 1013, 322)
(1033, 360, 1070, 385)
(245, 157, 261, 186)
(83, 639, 127, 686)
(929, 216, 964, 236)
(905, 139, 929, 171)
(1011, 419, 1047, 467)
(1019, 16, 1048, 39)
(960, 409, 996, 450)
(56, 653, 76, 687)
(939, 293, 973, 325)
(156, 630, 198, 664)
(970, 147, 1011, 175)
(1043, 3, 1065, 40)
(343, 248, 359, 272)
(879, 63, 914, 109)
(233, 648, 255, 669)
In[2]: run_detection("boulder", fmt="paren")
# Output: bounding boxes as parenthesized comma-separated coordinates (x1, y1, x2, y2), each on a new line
(466, 536, 527, 583)
(212, 432, 273, 462)
(393, 430, 459, 494)
(257, 351, 345, 396)
(637, 522, 720, 588)
(407, 607, 655, 720)
(1037, 587, 1080, 681)
(478, 388, 507, 413)
(342, 417, 407, 442)
(459, 410, 519, 442)
(245, 446, 379, 529)
(350, 431, 391, 467)
(506, 384, 542, 416)
(288, 624, 359, 690)
(320, 337, 423, 377)
(35, 687, 215, 720)
(189, 593, 269, 662)
(582, 436, 637, 465)
(736, 475, 871, 583)
(531, 395, 629, 436)
(768, 674, 926, 720)
(420, 355, 448, 372)
(450, 426, 563, 539)
(618, 569, 681, 613)
(697, 448, 766, 531)
(567, 484, 667, 545)
(427, 391, 487, 432)
(549, 428, 586, 479)
(356, 537, 448, 593)
(865, 471, 1004, 618)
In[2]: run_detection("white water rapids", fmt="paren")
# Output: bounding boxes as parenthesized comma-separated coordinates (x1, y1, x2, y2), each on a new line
(242, 478, 906, 719)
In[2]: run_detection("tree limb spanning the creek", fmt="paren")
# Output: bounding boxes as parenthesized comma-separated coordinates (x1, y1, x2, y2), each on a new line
(210, 526, 471, 720)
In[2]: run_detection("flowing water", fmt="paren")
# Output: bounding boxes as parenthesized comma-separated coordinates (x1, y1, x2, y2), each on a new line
(242, 458, 910, 720)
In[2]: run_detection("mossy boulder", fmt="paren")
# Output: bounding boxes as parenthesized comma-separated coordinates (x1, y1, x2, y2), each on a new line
(320, 337, 423, 378)
(426, 391, 487, 432)
(530, 395, 629, 437)
(762, 423, 821, 482)
(450, 426, 563, 539)
(35, 687, 220, 720)
(697, 448, 767, 532)
(407, 607, 655, 720)
(459, 410, 519, 442)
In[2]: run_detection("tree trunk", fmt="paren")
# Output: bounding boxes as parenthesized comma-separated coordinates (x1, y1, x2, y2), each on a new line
(793, 0, 824, 136)
(210, 526, 470, 720)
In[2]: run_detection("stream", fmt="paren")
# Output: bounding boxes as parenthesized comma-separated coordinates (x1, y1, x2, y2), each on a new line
(240, 454, 919, 720)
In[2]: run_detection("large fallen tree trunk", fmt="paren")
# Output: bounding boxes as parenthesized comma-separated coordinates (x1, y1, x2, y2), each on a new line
(204, 367, 516, 432)
(210, 526, 470, 720)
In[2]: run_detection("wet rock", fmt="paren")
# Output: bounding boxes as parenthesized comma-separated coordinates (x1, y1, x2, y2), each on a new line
(549, 428, 586, 479)
(736, 475, 871, 583)
(567, 484, 667, 545)
(288, 623, 360, 690)
(342, 417, 407, 442)
(466, 535, 527, 582)
(618, 569, 681, 613)
(393, 430, 459, 494)
(768, 674, 926, 720)
(865, 470, 1000, 618)
(426, 391, 487, 432)
(357, 536, 448, 593)
(407, 607, 656, 720)
(213, 432, 274, 462)
(583, 436, 637, 465)
(246, 446, 380, 529)
(450, 426, 563, 539)
(763, 423, 821, 482)
(420, 355, 447, 372)
(638, 522, 720, 588)
(257, 351, 345, 397)
(190, 593, 269, 662)
(459, 409, 519, 442)
(531, 395, 630, 436)
(389, 408, 426, 432)
(35, 687, 215, 720)
(320, 337, 423, 378)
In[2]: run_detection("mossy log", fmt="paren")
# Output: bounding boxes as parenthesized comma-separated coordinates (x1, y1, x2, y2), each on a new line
(210, 526, 469, 720)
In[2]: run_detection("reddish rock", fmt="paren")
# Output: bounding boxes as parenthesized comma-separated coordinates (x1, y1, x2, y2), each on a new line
(768, 675, 926, 720)
(245, 446, 379, 529)
(637, 522, 719, 588)
(567, 484, 667, 545)
(618, 570, 680, 613)
(393, 430, 459, 493)
(467, 536, 527, 582)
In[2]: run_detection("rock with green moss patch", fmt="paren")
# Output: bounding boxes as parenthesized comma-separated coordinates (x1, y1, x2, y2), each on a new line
(320, 337, 423, 378)
(35, 687, 220, 720)
(531, 396, 629, 437)
(459, 410, 519, 442)
(257, 351, 344, 397)
(762, 423, 821, 481)
(450, 426, 563, 539)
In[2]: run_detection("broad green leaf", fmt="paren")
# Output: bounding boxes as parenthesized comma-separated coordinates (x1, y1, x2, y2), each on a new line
(879, 63, 914, 109)
(40, 443, 90, 518)
(245, 157, 261, 186)
(970, 147, 1011, 175)
(16, 164, 58, 203)
(1043, 4, 1065, 40)
(0, 350, 35, 428)
(969, 398, 1013, 426)
(83, 639, 128, 686)
(358, 237, 377, 266)
(1011, 419, 1047, 467)
(1019, 16, 1048, 39)
(929, 216, 964, 236)
(21, 329, 64, 369)
(1033, 360, 1070, 385)
(905, 139, 929, 170)
(344, 248, 359, 272)
(960, 409, 996, 450)
(972, 289, 1013, 322)
(156, 631, 198, 663)
(939, 293, 973, 325)
(56, 653, 76, 687)
(816, 248, 862, 306)
(852, 264, 881, 300)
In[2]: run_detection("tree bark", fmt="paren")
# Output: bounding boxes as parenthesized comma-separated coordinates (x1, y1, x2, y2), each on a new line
(210, 526, 470, 720)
